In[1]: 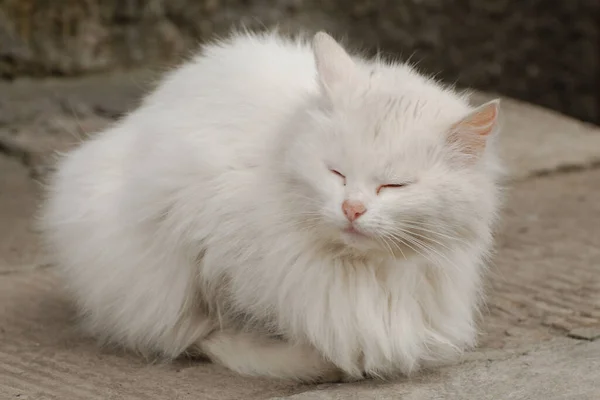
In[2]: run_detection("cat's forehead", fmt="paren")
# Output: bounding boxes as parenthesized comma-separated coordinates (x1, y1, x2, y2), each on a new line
(322, 101, 444, 173)
(337, 93, 459, 144)
(320, 88, 472, 173)
(342, 66, 471, 135)
(318, 69, 471, 172)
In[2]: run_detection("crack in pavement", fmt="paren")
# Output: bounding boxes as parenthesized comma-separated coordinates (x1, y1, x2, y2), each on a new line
(520, 159, 600, 181)
(0, 135, 56, 181)
(0, 135, 31, 164)
(0, 263, 53, 276)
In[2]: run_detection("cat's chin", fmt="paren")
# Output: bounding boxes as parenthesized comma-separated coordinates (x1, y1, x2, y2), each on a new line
(339, 226, 377, 250)
(338, 228, 415, 258)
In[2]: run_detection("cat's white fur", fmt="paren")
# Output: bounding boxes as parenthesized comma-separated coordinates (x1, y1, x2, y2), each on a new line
(41, 31, 503, 381)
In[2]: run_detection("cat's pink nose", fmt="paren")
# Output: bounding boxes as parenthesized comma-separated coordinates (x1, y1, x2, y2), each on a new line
(342, 200, 367, 222)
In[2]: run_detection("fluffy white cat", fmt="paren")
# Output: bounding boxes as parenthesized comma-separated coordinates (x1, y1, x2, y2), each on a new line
(41, 31, 503, 382)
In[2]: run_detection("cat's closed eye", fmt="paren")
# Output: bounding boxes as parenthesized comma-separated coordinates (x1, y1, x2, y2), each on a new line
(329, 169, 346, 185)
(376, 183, 408, 195)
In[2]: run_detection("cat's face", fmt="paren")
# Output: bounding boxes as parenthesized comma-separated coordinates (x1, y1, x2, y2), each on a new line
(281, 33, 500, 257)
(285, 98, 496, 257)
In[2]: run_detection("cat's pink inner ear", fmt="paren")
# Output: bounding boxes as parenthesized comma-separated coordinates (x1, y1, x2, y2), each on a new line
(449, 100, 500, 155)
(312, 32, 356, 94)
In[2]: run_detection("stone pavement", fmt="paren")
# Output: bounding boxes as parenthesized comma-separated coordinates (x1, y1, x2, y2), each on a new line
(0, 72, 599, 399)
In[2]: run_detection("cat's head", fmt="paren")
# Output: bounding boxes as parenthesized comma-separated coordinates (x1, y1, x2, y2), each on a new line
(281, 32, 502, 258)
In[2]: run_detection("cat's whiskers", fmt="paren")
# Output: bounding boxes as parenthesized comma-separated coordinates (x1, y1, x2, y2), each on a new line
(379, 234, 408, 260)
(375, 235, 403, 260)
(399, 232, 462, 274)
(286, 193, 322, 205)
(396, 219, 455, 235)
(378, 228, 426, 262)
(282, 219, 322, 233)
(381, 227, 453, 272)
(394, 225, 468, 272)
(396, 226, 453, 252)
(398, 220, 467, 244)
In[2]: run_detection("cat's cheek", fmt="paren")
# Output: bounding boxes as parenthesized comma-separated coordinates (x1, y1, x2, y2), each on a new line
(330, 210, 348, 229)
(327, 204, 349, 230)
(320, 189, 344, 214)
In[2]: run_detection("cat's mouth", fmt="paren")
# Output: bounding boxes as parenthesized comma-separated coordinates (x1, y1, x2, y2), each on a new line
(342, 225, 368, 239)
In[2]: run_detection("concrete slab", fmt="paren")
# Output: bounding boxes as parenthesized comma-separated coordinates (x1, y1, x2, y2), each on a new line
(0, 156, 45, 271)
(482, 168, 600, 349)
(268, 338, 600, 400)
(472, 91, 600, 180)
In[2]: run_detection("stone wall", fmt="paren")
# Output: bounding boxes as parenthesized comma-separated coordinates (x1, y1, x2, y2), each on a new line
(1, 0, 598, 124)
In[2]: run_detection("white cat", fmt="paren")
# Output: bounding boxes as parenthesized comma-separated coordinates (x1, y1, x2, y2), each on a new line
(41, 31, 503, 382)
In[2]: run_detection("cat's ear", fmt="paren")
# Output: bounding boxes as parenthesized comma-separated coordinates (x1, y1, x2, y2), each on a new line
(312, 32, 357, 95)
(448, 99, 501, 158)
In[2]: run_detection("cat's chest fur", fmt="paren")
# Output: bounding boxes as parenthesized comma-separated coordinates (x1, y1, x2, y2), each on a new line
(199, 218, 451, 375)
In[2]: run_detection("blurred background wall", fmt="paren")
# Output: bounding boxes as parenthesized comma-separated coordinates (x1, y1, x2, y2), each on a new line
(1, 0, 598, 125)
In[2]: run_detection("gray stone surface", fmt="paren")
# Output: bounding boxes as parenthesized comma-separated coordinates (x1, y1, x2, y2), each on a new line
(472, 92, 600, 181)
(268, 339, 600, 400)
(568, 327, 600, 341)
(1, 1, 598, 124)
(0, 155, 44, 270)
(1, 72, 599, 399)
